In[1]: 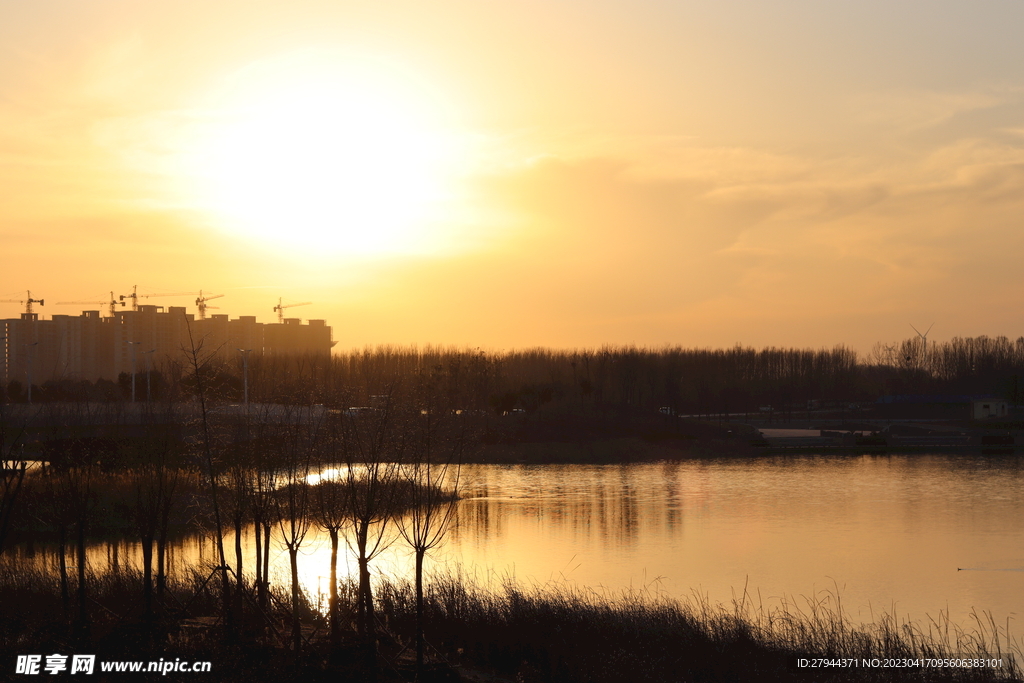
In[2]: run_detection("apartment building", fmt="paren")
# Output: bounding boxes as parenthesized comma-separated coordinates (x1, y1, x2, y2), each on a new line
(2, 307, 335, 385)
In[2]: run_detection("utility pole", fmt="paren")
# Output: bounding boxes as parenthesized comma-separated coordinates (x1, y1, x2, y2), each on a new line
(143, 349, 156, 402)
(126, 341, 141, 403)
(23, 342, 38, 404)
(0, 335, 6, 403)
(238, 349, 252, 408)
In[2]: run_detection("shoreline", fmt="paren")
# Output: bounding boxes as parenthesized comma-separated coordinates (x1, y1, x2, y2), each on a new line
(2, 562, 1019, 682)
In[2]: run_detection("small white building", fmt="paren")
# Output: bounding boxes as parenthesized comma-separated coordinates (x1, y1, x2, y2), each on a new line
(972, 398, 1009, 419)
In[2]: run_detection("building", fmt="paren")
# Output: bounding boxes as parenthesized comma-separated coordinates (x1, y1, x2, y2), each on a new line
(2, 307, 335, 386)
(874, 394, 1012, 421)
(264, 318, 333, 356)
(972, 397, 1009, 419)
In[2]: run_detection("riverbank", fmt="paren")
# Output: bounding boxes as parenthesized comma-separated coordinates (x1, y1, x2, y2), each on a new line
(469, 436, 755, 463)
(1, 563, 1018, 682)
(467, 413, 1024, 463)
(464, 412, 761, 463)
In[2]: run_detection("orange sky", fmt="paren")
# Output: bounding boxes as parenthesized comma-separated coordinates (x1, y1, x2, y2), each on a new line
(3, 0, 1024, 355)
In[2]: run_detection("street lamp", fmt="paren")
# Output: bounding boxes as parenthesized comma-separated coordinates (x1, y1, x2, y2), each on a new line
(143, 349, 156, 402)
(238, 348, 252, 408)
(125, 341, 141, 403)
(23, 342, 38, 404)
(0, 334, 6, 403)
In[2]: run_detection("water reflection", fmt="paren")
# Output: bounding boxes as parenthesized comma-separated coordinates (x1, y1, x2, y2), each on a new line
(454, 465, 681, 551)
(8, 455, 1024, 633)
(448, 457, 1024, 630)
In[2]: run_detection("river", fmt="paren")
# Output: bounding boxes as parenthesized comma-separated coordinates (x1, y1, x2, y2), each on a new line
(448, 457, 1024, 631)
(11, 455, 1023, 633)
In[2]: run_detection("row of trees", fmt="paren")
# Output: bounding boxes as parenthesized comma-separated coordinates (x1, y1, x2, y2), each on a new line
(8, 335, 1024, 417)
(4, 372, 168, 403)
(6, 326, 1024, 674)
(872, 335, 1024, 398)
(187, 335, 468, 674)
(2, 334, 469, 678)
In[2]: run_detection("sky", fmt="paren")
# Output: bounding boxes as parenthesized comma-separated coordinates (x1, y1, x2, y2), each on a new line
(2, 0, 1024, 355)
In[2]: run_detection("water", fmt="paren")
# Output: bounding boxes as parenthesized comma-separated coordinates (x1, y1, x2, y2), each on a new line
(443, 457, 1024, 630)
(12, 455, 1024, 633)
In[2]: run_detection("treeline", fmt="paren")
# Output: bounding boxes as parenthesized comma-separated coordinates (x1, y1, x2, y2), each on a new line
(5, 335, 1024, 679)
(1, 342, 468, 679)
(872, 335, 1024, 400)
(7, 335, 1024, 415)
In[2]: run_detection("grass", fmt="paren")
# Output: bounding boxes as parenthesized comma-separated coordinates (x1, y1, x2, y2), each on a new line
(0, 560, 331, 682)
(1, 561, 1020, 682)
(371, 573, 1022, 682)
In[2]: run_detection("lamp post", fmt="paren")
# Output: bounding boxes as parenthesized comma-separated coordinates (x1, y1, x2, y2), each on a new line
(0, 334, 6, 403)
(125, 341, 141, 403)
(23, 342, 38, 404)
(143, 349, 156, 402)
(238, 348, 252, 408)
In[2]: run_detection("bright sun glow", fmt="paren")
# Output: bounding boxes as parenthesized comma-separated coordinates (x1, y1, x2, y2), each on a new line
(185, 52, 464, 256)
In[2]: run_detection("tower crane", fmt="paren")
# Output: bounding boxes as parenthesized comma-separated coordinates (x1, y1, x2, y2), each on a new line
(56, 291, 124, 317)
(119, 285, 195, 311)
(273, 297, 311, 324)
(195, 290, 224, 320)
(0, 291, 44, 316)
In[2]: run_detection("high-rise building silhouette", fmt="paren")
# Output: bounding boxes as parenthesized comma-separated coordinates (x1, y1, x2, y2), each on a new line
(1, 306, 335, 387)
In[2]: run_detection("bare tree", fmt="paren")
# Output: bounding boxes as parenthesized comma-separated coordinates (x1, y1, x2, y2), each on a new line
(225, 453, 252, 625)
(182, 318, 233, 638)
(396, 368, 465, 674)
(68, 464, 96, 641)
(31, 466, 78, 620)
(131, 464, 161, 627)
(338, 391, 404, 674)
(272, 405, 323, 653)
(0, 401, 29, 557)
(155, 461, 186, 607)
(250, 443, 277, 615)
(0, 457, 26, 558)
(312, 475, 350, 646)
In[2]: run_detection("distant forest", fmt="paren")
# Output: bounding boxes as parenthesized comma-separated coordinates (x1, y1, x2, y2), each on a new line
(6, 335, 1024, 417)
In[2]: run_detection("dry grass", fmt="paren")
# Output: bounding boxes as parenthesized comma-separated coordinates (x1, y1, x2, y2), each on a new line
(371, 571, 1021, 682)
(1, 559, 1019, 682)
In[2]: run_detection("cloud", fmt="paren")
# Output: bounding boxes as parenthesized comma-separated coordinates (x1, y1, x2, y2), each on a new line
(852, 87, 1009, 131)
(433, 129, 1024, 345)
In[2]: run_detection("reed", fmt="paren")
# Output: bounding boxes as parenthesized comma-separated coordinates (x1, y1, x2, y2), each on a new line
(370, 571, 1021, 682)
(1, 560, 1019, 681)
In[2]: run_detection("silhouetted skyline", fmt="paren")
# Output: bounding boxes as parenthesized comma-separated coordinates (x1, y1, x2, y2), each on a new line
(3, 1, 1024, 353)
(1, 305, 334, 384)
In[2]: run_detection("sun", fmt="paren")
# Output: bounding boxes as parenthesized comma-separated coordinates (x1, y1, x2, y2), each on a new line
(184, 52, 463, 256)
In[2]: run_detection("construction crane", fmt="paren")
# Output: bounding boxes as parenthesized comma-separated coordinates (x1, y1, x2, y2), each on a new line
(0, 290, 44, 316)
(195, 290, 224, 320)
(119, 285, 195, 311)
(273, 297, 311, 324)
(56, 291, 124, 317)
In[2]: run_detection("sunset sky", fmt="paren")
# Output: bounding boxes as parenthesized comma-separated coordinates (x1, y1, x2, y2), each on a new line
(3, 0, 1024, 354)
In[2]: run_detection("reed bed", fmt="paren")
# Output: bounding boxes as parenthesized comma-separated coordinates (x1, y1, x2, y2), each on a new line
(0, 562, 220, 648)
(2, 560, 1020, 682)
(371, 572, 1022, 682)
